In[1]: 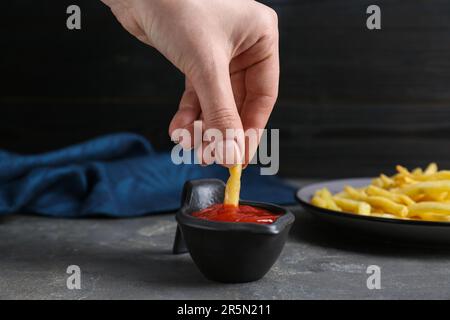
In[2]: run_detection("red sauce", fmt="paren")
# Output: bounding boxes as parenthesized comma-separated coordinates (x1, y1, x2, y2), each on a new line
(192, 204, 280, 224)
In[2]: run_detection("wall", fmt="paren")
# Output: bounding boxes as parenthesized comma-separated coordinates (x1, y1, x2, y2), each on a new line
(1, 0, 450, 177)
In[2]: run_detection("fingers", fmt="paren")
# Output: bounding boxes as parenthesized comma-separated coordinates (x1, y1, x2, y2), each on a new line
(191, 59, 242, 132)
(239, 37, 279, 165)
(169, 79, 201, 150)
(236, 31, 279, 131)
(230, 70, 246, 113)
(189, 58, 244, 167)
(228, 7, 279, 165)
(169, 4, 279, 168)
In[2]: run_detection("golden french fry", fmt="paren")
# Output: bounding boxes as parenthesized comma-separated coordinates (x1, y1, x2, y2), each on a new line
(393, 175, 412, 187)
(412, 171, 450, 181)
(424, 162, 438, 175)
(411, 194, 427, 202)
(333, 197, 371, 215)
(344, 186, 366, 200)
(429, 192, 449, 201)
(400, 180, 450, 197)
(311, 195, 328, 209)
(365, 196, 408, 217)
(371, 178, 384, 188)
(396, 165, 411, 176)
(224, 164, 242, 207)
(310, 163, 450, 222)
(404, 176, 419, 184)
(371, 207, 385, 214)
(317, 188, 341, 211)
(334, 191, 350, 198)
(399, 195, 416, 206)
(366, 185, 389, 197)
(380, 174, 394, 188)
(366, 185, 415, 206)
(370, 213, 399, 219)
(413, 212, 450, 222)
(345, 186, 408, 217)
(408, 202, 450, 215)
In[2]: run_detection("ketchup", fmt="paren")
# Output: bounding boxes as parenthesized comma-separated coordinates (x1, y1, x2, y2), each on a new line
(192, 204, 280, 224)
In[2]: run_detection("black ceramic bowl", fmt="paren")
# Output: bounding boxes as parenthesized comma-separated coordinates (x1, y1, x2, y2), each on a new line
(173, 179, 295, 283)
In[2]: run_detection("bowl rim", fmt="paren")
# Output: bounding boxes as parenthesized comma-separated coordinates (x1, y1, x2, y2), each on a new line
(177, 200, 295, 235)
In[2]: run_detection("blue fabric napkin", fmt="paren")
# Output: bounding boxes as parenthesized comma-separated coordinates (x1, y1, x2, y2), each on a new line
(0, 133, 296, 217)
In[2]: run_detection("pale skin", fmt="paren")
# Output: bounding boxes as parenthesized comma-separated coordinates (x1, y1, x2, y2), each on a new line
(101, 0, 279, 166)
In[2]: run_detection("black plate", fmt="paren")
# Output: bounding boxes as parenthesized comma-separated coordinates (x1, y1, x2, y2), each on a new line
(296, 178, 450, 244)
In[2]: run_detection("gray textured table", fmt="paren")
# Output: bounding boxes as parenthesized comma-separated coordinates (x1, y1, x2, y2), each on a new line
(1, 180, 450, 300)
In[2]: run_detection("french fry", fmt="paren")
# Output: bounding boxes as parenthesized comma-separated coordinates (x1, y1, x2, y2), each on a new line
(413, 212, 450, 222)
(400, 181, 450, 197)
(371, 178, 384, 188)
(404, 176, 419, 185)
(412, 171, 450, 181)
(333, 197, 371, 215)
(344, 186, 366, 200)
(345, 186, 408, 217)
(380, 174, 394, 188)
(334, 191, 350, 198)
(311, 195, 328, 209)
(316, 188, 341, 211)
(398, 195, 416, 206)
(429, 192, 448, 202)
(424, 162, 438, 175)
(408, 202, 450, 215)
(370, 213, 399, 219)
(396, 165, 411, 177)
(366, 185, 415, 206)
(364, 196, 408, 217)
(224, 164, 242, 207)
(310, 163, 450, 222)
(371, 207, 385, 214)
(411, 194, 427, 202)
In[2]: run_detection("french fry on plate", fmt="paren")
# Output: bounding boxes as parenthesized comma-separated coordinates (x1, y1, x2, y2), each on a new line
(310, 163, 450, 223)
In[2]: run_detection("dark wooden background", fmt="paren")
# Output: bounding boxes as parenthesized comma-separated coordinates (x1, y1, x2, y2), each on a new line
(1, 0, 450, 178)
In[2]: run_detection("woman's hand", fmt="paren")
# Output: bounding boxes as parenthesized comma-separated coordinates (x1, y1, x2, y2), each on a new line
(101, 0, 279, 166)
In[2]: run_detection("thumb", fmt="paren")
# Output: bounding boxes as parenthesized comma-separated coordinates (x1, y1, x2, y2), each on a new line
(189, 60, 244, 167)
